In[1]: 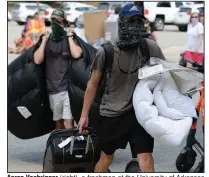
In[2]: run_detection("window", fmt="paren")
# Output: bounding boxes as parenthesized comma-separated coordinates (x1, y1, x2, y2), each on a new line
(75, 7, 87, 12)
(197, 7, 204, 13)
(13, 4, 20, 10)
(88, 7, 96, 11)
(40, 4, 50, 10)
(193, 1, 204, 4)
(82, 7, 93, 11)
(179, 7, 191, 12)
(26, 5, 38, 10)
(63, 7, 71, 12)
(175, 2, 183, 7)
(157, 2, 171, 7)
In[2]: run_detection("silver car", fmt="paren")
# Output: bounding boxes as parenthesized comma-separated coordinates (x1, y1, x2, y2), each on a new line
(11, 2, 52, 25)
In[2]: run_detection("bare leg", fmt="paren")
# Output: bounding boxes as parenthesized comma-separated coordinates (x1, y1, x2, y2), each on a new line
(55, 120, 65, 129)
(16, 46, 26, 54)
(8, 48, 15, 53)
(137, 153, 154, 172)
(94, 151, 113, 172)
(64, 119, 74, 129)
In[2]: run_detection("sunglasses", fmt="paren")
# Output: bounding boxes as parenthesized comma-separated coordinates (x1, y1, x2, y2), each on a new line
(51, 17, 64, 25)
(191, 16, 198, 18)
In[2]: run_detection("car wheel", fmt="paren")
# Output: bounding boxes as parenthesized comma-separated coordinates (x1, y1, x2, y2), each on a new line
(176, 147, 196, 172)
(178, 26, 187, 32)
(17, 21, 24, 25)
(154, 17, 164, 31)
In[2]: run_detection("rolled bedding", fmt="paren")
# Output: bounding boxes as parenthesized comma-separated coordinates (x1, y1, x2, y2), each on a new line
(133, 72, 197, 146)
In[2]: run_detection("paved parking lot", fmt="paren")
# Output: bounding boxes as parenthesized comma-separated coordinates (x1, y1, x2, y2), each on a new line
(7, 21, 203, 173)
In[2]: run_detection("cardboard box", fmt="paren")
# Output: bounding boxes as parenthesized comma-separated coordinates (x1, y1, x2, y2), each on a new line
(84, 10, 107, 44)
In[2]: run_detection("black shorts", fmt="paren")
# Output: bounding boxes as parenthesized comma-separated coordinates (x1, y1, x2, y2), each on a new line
(98, 109, 154, 158)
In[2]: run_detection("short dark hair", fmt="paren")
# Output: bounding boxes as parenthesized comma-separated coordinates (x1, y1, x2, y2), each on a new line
(115, 7, 121, 14)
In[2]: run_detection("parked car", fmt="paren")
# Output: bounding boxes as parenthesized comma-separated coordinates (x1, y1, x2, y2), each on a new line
(144, 1, 194, 31)
(174, 4, 204, 31)
(11, 2, 53, 25)
(8, 11, 12, 21)
(63, 2, 96, 26)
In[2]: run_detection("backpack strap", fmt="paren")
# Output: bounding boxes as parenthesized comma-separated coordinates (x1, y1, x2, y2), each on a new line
(94, 41, 114, 100)
(100, 41, 114, 81)
(102, 41, 114, 73)
(139, 38, 150, 67)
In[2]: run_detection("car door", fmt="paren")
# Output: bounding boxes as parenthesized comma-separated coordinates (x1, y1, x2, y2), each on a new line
(155, 2, 172, 23)
(155, 2, 182, 23)
(176, 6, 192, 24)
(172, 2, 184, 22)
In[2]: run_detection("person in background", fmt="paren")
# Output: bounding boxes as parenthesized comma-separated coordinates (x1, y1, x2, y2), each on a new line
(27, 12, 46, 44)
(184, 12, 204, 67)
(8, 16, 33, 53)
(114, 6, 121, 14)
(199, 11, 204, 25)
(144, 19, 157, 42)
(33, 9, 82, 129)
(8, 35, 33, 54)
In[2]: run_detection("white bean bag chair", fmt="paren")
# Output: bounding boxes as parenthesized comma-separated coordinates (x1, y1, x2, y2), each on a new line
(133, 71, 197, 146)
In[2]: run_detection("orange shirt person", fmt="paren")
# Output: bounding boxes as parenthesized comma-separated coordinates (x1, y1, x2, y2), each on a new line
(27, 12, 46, 44)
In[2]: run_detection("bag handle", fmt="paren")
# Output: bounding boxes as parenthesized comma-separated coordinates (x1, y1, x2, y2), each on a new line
(68, 127, 95, 155)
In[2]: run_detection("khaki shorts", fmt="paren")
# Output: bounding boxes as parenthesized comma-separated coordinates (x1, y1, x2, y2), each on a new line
(49, 91, 73, 121)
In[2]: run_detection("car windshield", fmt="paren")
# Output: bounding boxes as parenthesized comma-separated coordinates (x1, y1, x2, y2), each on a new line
(26, 5, 38, 10)
(39, 4, 50, 10)
(63, 7, 71, 12)
(197, 7, 204, 12)
(179, 7, 191, 12)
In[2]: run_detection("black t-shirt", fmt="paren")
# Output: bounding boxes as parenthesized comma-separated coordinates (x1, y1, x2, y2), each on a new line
(45, 39, 70, 94)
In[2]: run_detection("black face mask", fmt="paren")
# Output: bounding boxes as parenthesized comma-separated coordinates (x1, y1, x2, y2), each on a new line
(50, 21, 67, 41)
(116, 21, 144, 49)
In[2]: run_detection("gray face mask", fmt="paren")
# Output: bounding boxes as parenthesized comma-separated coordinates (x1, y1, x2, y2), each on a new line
(116, 21, 144, 49)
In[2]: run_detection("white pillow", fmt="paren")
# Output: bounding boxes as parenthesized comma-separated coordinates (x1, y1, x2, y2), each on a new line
(154, 72, 197, 119)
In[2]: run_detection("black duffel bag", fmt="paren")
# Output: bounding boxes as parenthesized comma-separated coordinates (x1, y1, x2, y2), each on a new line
(42, 127, 100, 172)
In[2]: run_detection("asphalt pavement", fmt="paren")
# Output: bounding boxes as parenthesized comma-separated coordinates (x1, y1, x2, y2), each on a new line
(7, 21, 203, 173)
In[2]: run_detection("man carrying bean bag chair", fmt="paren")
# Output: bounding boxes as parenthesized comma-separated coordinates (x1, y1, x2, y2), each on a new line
(8, 33, 98, 139)
(133, 57, 203, 146)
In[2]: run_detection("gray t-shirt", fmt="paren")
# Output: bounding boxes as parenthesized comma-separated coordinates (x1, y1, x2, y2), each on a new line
(45, 39, 70, 94)
(91, 38, 166, 117)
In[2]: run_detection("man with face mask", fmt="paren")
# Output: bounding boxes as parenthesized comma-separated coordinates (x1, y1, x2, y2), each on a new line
(78, 3, 165, 172)
(34, 9, 82, 129)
